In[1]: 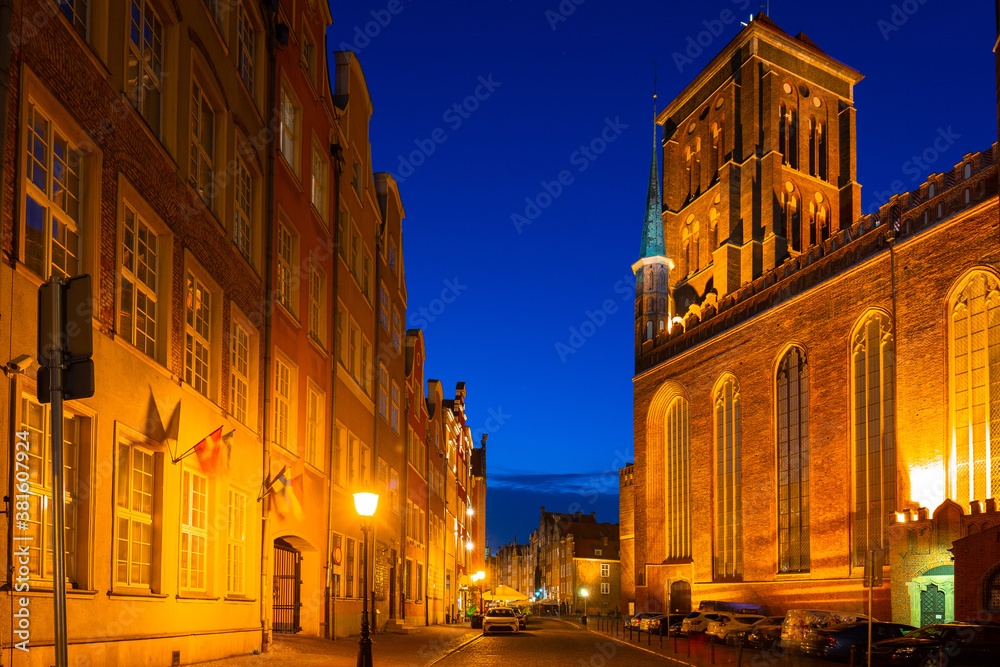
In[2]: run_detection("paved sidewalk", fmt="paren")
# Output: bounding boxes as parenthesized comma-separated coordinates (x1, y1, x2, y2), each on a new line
(191, 623, 481, 667)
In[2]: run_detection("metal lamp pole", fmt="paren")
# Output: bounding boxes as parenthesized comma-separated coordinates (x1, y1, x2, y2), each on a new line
(354, 493, 379, 667)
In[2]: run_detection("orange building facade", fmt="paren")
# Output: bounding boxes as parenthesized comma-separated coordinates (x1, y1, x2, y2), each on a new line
(626, 14, 1000, 626)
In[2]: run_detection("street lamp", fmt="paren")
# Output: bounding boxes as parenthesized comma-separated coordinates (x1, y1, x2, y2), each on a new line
(472, 570, 486, 615)
(354, 492, 379, 667)
(580, 588, 589, 625)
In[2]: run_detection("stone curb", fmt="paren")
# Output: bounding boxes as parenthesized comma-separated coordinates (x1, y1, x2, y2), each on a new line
(554, 618, 697, 667)
(427, 631, 483, 665)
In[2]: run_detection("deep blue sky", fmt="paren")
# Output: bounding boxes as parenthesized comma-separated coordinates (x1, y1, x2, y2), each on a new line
(327, 1, 998, 551)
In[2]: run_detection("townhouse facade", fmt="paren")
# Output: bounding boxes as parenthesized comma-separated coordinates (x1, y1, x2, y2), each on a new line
(0, 0, 488, 662)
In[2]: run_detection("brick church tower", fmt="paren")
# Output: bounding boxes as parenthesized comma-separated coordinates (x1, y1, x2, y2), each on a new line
(657, 15, 864, 322)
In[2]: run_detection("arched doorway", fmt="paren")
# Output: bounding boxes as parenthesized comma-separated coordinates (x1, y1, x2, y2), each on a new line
(907, 564, 954, 626)
(273, 538, 302, 633)
(670, 581, 692, 614)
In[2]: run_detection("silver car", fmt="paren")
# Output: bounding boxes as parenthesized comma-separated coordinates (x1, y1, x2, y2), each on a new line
(483, 607, 520, 635)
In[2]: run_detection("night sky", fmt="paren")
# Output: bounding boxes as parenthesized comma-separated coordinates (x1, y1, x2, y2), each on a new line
(327, 1, 998, 552)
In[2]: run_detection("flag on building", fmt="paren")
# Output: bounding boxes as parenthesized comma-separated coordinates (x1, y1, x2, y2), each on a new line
(193, 427, 224, 473)
(270, 459, 304, 521)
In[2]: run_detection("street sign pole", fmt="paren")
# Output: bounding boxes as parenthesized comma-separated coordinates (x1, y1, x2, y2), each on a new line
(47, 275, 68, 667)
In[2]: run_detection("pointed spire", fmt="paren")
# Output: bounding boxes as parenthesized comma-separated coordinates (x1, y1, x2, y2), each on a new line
(640, 68, 664, 259)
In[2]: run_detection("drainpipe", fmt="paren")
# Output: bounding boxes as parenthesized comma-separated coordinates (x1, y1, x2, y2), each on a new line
(260, 1, 280, 653)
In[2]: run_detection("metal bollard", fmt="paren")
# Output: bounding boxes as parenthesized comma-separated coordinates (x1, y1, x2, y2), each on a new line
(648, 626, 651, 645)
(737, 644, 743, 667)
(660, 628, 663, 648)
(711, 638, 715, 665)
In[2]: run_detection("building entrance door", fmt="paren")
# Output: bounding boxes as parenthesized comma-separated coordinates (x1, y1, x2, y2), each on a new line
(671, 581, 692, 614)
(273, 539, 302, 633)
(920, 583, 946, 626)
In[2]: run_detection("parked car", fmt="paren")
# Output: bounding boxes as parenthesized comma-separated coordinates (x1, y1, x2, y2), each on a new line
(514, 609, 527, 630)
(869, 622, 1000, 666)
(627, 612, 660, 630)
(482, 607, 520, 635)
(801, 622, 915, 662)
(746, 618, 788, 650)
(706, 614, 766, 642)
(780, 609, 870, 651)
(699, 600, 767, 616)
(680, 611, 722, 635)
(728, 617, 786, 647)
(646, 614, 687, 635)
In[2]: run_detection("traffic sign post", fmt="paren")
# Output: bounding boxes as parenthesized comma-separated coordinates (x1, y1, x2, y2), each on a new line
(37, 274, 94, 667)
(862, 548, 884, 667)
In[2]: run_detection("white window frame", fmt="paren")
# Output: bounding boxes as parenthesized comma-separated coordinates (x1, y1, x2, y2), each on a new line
(308, 260, 324, 343)
(234, 156, 253, 260)
(279, 86, 299, 172)
(227, 489, 247, 595)
(230, 320, 250, 425)
(390, 381, 400, 433)
(115, 441, 156, 589)
(600, 563, 610, 577)
(126, 0, 164, 132)
(189, 81, 216, 206)
(179, 469, 208, 592)
(311, 141, 328, 222)
(236, 1, 256, 95)
(306, 384, 323, 470)
(184, 271, 212, 396)
(273, 356, 292, 451)
(276, 221, 293, 311)
(119, 201, 159, 358)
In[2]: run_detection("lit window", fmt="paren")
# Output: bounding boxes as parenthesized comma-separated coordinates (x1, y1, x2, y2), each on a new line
(601, 582, 610, 595)
(273, 358, 291, 449)
(227, 490, 246, 595)
(851, 311, 895, 568)
(392, 308, 401, 352)
(127, 0, 163, 132)
(276, 223, 293, 310)
(949, 272, 1000, 504)
(237, 2, 255, 95)
(120, 203, 158, 358)
(24, 104, 82, 279)
(184, 273, 211, 396)
(189, 83, 215, 205)
(115, 442, 155, 588)
(179, 469, 207, 591)
(380, 284, 389, 330)
(777, 347, 810, 573)
(234, 158, 253, 259)
(312, 147, 327, 220)
(19, 396, 82, 582)
(378, 363, 388, 420)
(601, 563, 610, 577)
(279, 88, 298, 168)
(230, 322, 250, 425)
(308, 262, 324, 341)
(306, 386, 323, 469)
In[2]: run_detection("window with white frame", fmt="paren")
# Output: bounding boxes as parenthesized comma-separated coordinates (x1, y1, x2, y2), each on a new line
(308, 262, 324, 342)
(601, 582, 610, 595)
(389, 468, 399, 513)
(348, 319, 359, 378)
(336, 303, 347, 367)
(61, 0, 88, 37)
(115, 441, 155, 588)
(24, 103, 82, 279)
(236, 2, 255, 95)
(360, 444, 370, 486)
(230, 321, 250, 425)
(378, 364, 388, 420)
(279, 87, 298, 170)
(362, 250, 373, 301)
(20, 395, 83, 583)
(306, 386, 323, 469)
(601, 563, 610, 577)
(276, 222, 293, 310)
(361, 337, 372, 396)
(127, 0, 163, 132)
(234, 157, 253, 260)
(311, 144, 327, 220)
(273, 358, 291, 450)
(227, 489, 246, 595)
(300, 28, 315, 81)
(348, 433, 359, 487)
(333, 424, 345, 486)
(351, 227, 362, 278)
(390, 382, 400, 432)
(189, 82, 216, 206)
(392, 308, 401, 352)
(379, 283, 389, 330)
(180, 469, 208, 591)
(184, 273, 212, 396)
(120, 202, 158, 358)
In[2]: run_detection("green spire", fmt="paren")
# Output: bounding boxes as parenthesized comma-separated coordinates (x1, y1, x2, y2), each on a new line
(639, 146, 664, 258)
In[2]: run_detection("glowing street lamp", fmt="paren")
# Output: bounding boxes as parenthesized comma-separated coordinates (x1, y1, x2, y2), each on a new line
(354, 492, 379, 667)
(580, 588, 590, 625)
(472, 570, 486, 615)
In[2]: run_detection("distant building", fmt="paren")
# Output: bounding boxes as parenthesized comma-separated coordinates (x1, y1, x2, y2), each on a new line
(625, 12, 999, 624)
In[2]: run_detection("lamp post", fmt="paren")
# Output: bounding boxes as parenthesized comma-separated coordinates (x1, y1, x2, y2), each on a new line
(580, 588, 589, 626)
(354, 492, 379, 667)
(472, 570, 486, 615)
(465, 539, 474, 619)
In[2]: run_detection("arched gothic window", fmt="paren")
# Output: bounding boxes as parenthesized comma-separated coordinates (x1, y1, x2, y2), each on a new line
(715, 376, 742, 580)
(949, 271, 1000, 504)
(664, 396, 691, 560)
(777, 348, 810, 573)
(851, 312, 895, 568)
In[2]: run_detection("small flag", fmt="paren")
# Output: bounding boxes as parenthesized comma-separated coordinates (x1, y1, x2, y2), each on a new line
(194, 427, 224, 473)
(270, 461, 304, 521)
(223, 429, 235, 466)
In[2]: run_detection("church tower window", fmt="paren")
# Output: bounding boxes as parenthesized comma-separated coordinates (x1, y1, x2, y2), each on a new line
(715, 375, 742, 580)
(665, 396, 691, 560)
(777, 347, 810, 573)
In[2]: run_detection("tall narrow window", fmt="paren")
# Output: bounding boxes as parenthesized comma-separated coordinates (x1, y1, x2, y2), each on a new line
(808, 117, 817, 176)
(279, 88, 297, 168)
(852, 312, 895, 568)
(120, 203, 158, 358)
(664, 396, 691, 560)
(311, 146, 327, 218)
(391, 381, 400, 433)
(306, 386, 323, 469)
(817, 122, 827, 181)
(231, 322, 250, 425)
(189, 83, 215, 206)
(180, 469, 208, 591)
(777, 348, 810, 573)
(786, 195, 800, 252)
(227, 490, 246, 595)
(788, 109, 798, 169)
(184, 273, 211, 395)
(378, 364, 389, 420)
(308, 263, 323, 341)
(24, 104, 82, 279)
(276, 223, 292, 309)
(236, 2, 255, 95)
(273, 358, 291, 449)
(715, 376, 742, 580)
(127, 0, 163, 132)
(779, 104, 787, 164)
(380, 284, 389, 330)
(234, 158, 252, 259)
(116, 442, 155, 588)
(949, 272, 1000, 503)
(345, 537, 355, 597)
(20, 396, 81, 582)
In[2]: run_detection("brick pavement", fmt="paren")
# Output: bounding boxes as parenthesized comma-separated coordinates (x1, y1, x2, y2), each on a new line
(188, 623, 480, 667)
